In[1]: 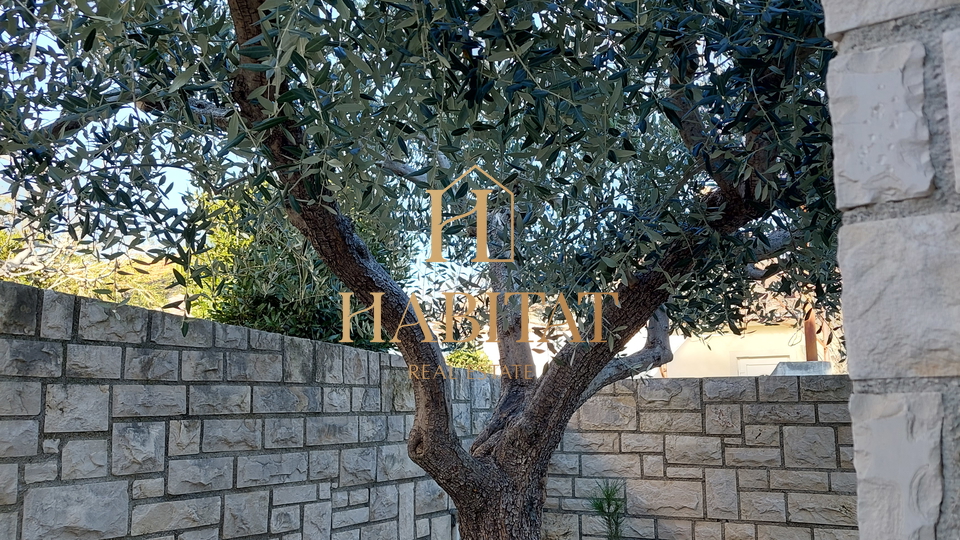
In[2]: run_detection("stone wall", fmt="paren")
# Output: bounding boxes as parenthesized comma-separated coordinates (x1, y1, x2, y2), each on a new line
(819, 1, 960, 538)
(0, 280, 498, 540)
(543, 377, 858, 540)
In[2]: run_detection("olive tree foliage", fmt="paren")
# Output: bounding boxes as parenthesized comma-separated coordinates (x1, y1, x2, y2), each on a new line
(0, 0, 838, 535)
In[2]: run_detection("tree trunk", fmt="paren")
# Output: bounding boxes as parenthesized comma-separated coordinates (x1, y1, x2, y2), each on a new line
(454, 478, 546, 540)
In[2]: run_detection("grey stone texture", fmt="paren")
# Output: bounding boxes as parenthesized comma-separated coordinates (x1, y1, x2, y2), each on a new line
(0, 283, 858, 540)
(840, 213, 960, 378)
(546, 376, 855, 540)
(828, 40, 933, 209)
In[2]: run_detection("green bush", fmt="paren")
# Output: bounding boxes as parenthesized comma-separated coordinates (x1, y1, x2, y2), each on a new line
(446, 347, 494, 373)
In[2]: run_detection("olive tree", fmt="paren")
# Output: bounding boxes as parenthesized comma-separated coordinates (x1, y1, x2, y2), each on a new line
(0, 0, 837, 537)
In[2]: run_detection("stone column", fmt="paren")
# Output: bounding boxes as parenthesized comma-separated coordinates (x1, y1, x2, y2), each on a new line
(820, 2, 960, 539)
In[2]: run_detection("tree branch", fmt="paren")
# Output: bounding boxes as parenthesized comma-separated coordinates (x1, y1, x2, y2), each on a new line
(579, 308, 672, 406)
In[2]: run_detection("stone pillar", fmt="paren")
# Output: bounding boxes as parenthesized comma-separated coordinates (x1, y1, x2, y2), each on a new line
(820, 2, 960, 538)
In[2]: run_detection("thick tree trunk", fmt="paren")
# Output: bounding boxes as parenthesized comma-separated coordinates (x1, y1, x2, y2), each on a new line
(454, 478, 546, 540)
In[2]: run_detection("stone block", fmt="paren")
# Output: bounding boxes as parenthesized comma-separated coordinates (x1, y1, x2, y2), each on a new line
(167, 457, 233, 494)
(0, 419, 38, 456)
(362, 521, 398, 540)
(22, 481, 128, 540)
(113, 384, 186, 417)
(79, 300, 147, 343)
(216, 323, 248, 349)
(45, 384, 109, 432)
(831, 472, 857, 494)
(151, 312, 213, 347)
(332, 507, 369, 529)
(813, 529, 859, 540)
(223, 491, 270, 538)
(696, 522, 723, 540)
(309, 449, 340, 480)
(543, 513, 578, 540)
(131, 496, 221, 536)
(378, 444, 423, 481)
(703, 377, 756, 401)
(657, 519, 692, 540)
(306, 416, 359, 445)
(340, 446, 377, 486)
(562, 431, 619, 453)
(739, 469, 768, 490)
(788, 494, 857, 527)
(0, 280, 38, 335)
(945, 28, 960, 193)
(643, 454, 664, 477)
(132, 478, 164, 499)
(40, 289, 74, 339)
(725, 448, 782, 467)
(744, 425, 779, 446)
(0, 463, 16, 504)
(770, 470, 829, 492)
(638, 412, 702, 433)
(850, 392, 942, 539)
(828, 41, 931, 209)
(179, 529, 219, 540)
(726, 523, 757, 540)
(784, 426, 837, 468)
(66, 343, 122, 378)
(822, 0, 960, 37)
(284, 335, 313, 383)
(841, 214, 960, 377)
(202, 418, 261, 452)
(740, 492, 786, 522)
(342, 347, 369, 384)
(579, 395, 638, 430)
(190, 385, 251, 414)
(272, 505, 301, 534)
(705, 469, 738, 519)
(621, 433, 663, 453)
(757, 525, 811, 540)
(237, 452, 308, 487)
(227, 351, 282, 381)
(0, 380, 41, 415)
(637, 379, 700, 409)
(548, 453, 579, 475)
(626, 479, 703, 518)
(61, 439, 108, 480)
(303, 502, 332, 540)
(250, 329, 282, 350)
(580, 454, 641, 478)
(317, 342, 344, 384)
(0, 338, 62, 377)
(254, 386, 322, 413)
(181, 350, 223, 381)
(743, 404, 815, 424)
(0, 512, 14, 540)
(415, 479, 448, 514)
(705, 404, 741, 435)
(274, 484, 317, 506)
(23, 460, 56, 483)
(758, 377, 799, 401)
(359, 415, 387, 443)
(124, 348, 178, 380)
(665, 435, 722, 465)
(799, 377, 852, 402)
(382, 369, 415, 412)
(324, 386, 351, 413)
(266, 417, 305, 449)
(818, 404, 851, 423)
(353, 387, 382, 413)
(169, 419, 201, 455)
(113, 421, 165, 475)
